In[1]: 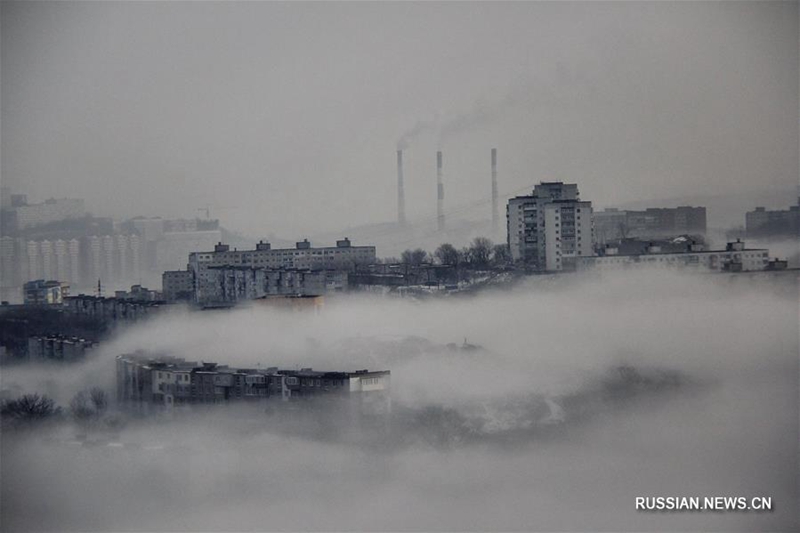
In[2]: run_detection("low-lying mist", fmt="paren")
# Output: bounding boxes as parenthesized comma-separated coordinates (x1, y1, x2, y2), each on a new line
(2, 269, 798, 531)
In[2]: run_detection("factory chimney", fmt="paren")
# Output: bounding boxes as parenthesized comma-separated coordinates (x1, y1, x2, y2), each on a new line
(491, 148, 498, 236)
(436, 151, 445, 231)
(396, 150, 406, 226)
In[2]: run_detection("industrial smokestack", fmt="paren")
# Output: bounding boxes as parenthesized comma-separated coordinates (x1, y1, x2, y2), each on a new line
(397, 150, 406, 226)
(491, 148, 498, 235)
(436, 151, 445, 231)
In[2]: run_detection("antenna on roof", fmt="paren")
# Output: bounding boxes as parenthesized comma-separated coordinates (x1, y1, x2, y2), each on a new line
(96, 279, 102, 298)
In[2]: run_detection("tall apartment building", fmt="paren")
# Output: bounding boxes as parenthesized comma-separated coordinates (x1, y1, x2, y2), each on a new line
(0, 237, 18, 302)
(507, 182, 593, 271)
(85, 234, 143, 289)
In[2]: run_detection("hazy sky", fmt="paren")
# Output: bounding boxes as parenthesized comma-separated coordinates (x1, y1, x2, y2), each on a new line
(2, 1, 798, 237)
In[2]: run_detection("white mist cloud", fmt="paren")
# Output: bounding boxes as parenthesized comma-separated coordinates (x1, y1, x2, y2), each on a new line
(2, 269, 797, 531)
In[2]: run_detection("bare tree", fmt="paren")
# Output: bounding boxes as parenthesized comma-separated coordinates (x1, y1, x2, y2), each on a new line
(89, 387, 108, 416)
(467, 237, 494, 269)
(1, 394, 61, 426)
(434, 243, 460, 266)
(492, 244, 511, 267)
(401, 248, 428, 265)
(70, 391, 96, 425)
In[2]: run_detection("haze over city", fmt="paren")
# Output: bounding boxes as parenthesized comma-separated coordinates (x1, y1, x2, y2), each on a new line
(3, 1, 797, 237)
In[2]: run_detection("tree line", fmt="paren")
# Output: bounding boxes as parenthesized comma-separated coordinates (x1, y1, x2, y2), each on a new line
(389, 237, 510, 271)
(1, 387, 124, 434)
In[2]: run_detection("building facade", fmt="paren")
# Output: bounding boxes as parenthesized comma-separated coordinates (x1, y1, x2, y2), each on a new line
(594, 206, 707, 243)
(507, 182, 593, 271)
(193, 266, 348, 306)
(12, 198, 86, 230)
(116, 353, 390, 413)
(27, 335, 95, 361)
(577, 240, 769, 272)
(186, 238, 372, 304)
(23, 279, 70, 305)
(162, 270, 194, 302)
(745, 200, 800, 239)
(64, 294, 165, 324)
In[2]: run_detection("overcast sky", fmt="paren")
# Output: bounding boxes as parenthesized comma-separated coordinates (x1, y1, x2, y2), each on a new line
(2, 1, 797, 237)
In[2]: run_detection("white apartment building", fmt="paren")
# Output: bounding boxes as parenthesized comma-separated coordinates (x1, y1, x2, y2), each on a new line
(577, 240, 769, 272)
(507, 182, 593, 271)
(543, 200, 594, 271)
(85, 234, 143, 289)
(188, 238, 374, 302)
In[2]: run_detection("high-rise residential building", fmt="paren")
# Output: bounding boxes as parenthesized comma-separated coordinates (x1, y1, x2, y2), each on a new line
(102, 235, 115, 282)
(117, 234, 130, 281)
(129, 234, 142, 282)
(0, 237, 19, 302)
(507, 182, 594, 271)
(87, 235, 103, 285)
(68, 239, 81, 284)
(26, 240, 41, 280)
(54, 239, 69, 282)
(40, 240, 55, 280)
(81, 233, 143, 290)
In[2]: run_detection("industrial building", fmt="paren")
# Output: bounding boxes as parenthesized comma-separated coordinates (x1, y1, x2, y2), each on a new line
(507, 182, 594, 271)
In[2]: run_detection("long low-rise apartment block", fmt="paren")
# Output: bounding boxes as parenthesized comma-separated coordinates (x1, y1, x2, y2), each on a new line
(116, 353, 390, 413)
(28, 335, 96, 361)
(164, 237, 373, 305)
(577, 239, 769, 272)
